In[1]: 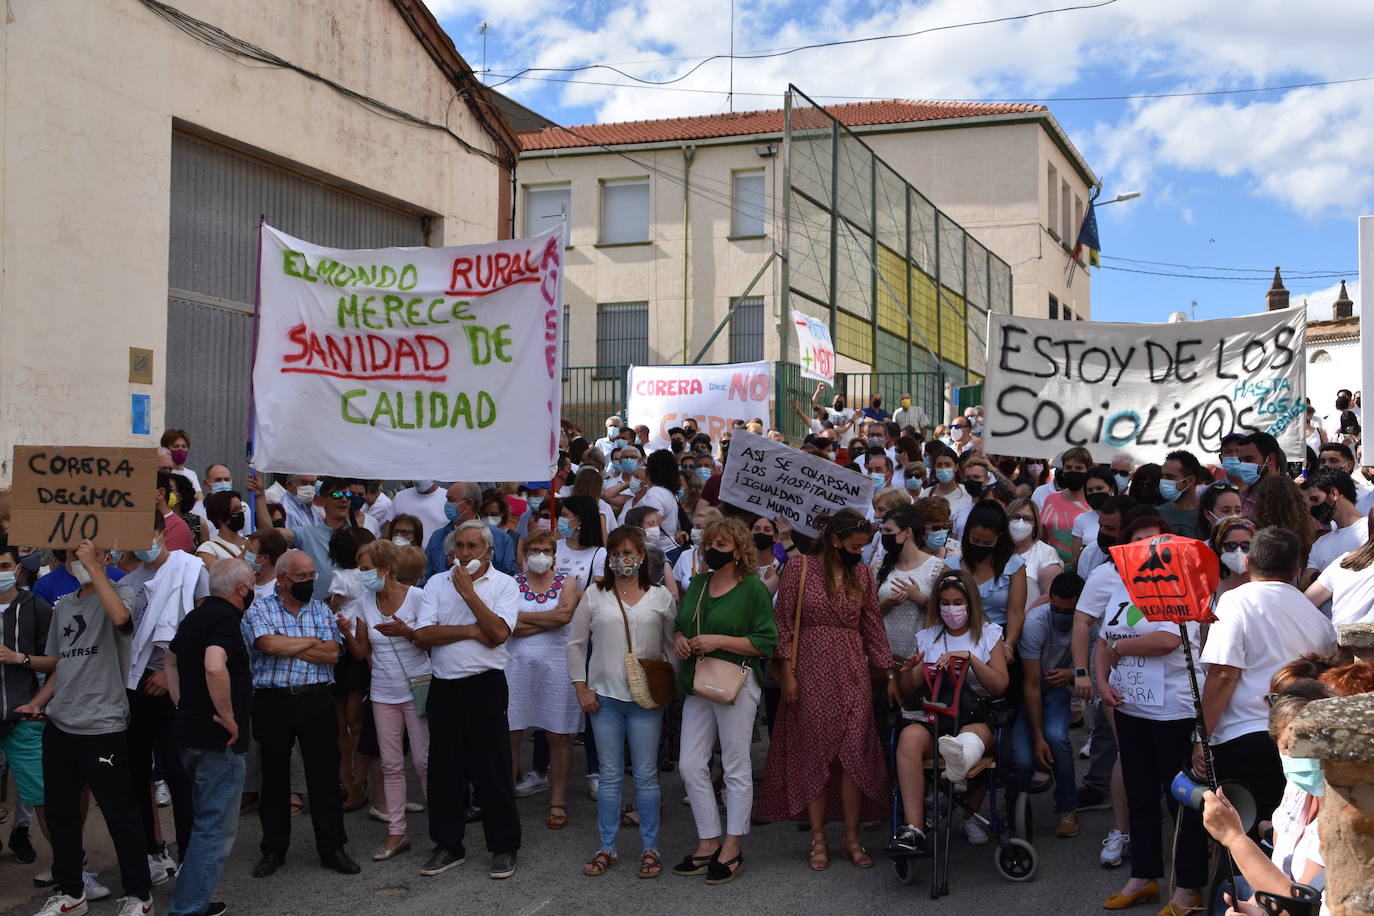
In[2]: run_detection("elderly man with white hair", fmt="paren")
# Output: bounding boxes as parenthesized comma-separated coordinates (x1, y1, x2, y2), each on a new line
(594, 415, 628, 457)
(414, 521, 522, 881)
(164, 558, 256, 916)
(240, 549, 358, 878)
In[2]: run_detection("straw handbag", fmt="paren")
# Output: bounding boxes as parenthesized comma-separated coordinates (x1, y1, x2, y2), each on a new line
(615, 589, 674, 709)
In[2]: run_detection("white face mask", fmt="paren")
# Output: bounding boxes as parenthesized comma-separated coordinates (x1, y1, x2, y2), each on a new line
(1008, 519, 1034, 543)
(950, 427, 965, 441)
(294, 485, 316, 504)
(413, 480, 436, 493)
(483, 515, 502, 528)
(464, 558, 483, 575)
(1220, 551, 1248, 576)
(643, 526, 661, 542)
(70, 560, 93, 585)
(690, 528, 704, 545)
(391, 536, 412, 548)
(525, 553, 554, 574)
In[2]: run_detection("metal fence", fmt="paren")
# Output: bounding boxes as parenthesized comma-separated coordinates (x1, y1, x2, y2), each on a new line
(781, 85, 1012, 387)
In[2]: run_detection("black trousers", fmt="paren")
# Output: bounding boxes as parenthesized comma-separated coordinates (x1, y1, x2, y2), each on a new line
(427, 670, 520, 856)
(42, 723, 152, 901)
(1212, 730, 1286, 831)
(251, 685, 347, 858)
(1114, 711, 1209, 889)
(127, 677, 193, 858)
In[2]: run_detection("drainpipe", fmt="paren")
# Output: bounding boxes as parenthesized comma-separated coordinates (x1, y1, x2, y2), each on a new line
(682, 145, 696, 363)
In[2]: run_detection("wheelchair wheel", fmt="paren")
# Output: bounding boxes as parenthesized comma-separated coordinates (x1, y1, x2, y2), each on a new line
(993, 838, 1038, 882)
(1012, 792, 1034, 845)
(891, 855, 921, 886)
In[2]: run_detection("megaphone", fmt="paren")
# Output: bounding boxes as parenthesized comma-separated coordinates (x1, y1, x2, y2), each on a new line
(1170, 769, 1257, 834)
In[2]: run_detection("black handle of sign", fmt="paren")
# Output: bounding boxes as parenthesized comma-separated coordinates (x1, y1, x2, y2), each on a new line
(1178, 619, 1239, 898)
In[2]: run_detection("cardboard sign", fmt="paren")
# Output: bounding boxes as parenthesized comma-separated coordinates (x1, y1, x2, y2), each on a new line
(252, 224, 564, 480)
(793, 314, 835, 385)
(1108, 654, 1165, 709)
(1108, 535, 1220, 624)
(8, 446, 157, 549)
(982, 308, 1306, 464)
(717, 430, 873, 537)
(626, 361, 772, 451)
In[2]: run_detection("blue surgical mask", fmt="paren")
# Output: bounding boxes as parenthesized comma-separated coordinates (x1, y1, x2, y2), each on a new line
(1158, 479, 1182, 503)
(556, 517, 575, 539)
(926, 529, 949, 550)
(527, 496, 544, 511)
(619, 459, 638, 474)
(1237, 461, 1262, 485)
(210, 481, 233, 494)
(360, 568, 385, 593)
(613, 438, 628, 449)
(905, 477, 922, 491)
(869, 473, 887, 488)
(1114, 473, 1131, 492)
(1279, 752, 1324, 797)
(444, 502, 462, 523)
(245, 550, 261, 572)
(935, 468, 955, 485)
(627, 478, 642, 494)
(696, 467, 712, 482)
(1221, 456, 1242, 478)
(0, 571, 16, 593)
(607, 426, 621, 439)
(134, 542, 162, 564)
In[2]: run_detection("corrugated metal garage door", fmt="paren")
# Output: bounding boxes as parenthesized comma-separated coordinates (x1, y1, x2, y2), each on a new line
(166, 132, 427, 485)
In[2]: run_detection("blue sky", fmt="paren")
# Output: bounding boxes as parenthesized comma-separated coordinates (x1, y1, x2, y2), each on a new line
(430, 0, 1370, 323)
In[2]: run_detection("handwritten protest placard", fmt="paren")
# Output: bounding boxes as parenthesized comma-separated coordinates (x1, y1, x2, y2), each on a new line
(793, 314, 835, 385)
(982, 308, 1306, 464)
(717, 430, 873, 537)
(8, 446, 157, 548)
(627, 361, 772, 451)
(251, 224, 564, 480)
(1109, 654, 1165, 709)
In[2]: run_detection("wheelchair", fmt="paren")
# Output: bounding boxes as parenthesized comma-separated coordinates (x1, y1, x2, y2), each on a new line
(884, 656, 1038, 897)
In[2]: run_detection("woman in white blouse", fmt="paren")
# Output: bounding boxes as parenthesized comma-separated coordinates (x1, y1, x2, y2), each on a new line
(566, 527, 677, 880)
(195, 490, 248, 569)
(875, 503, 946, 661)
(335, 539, 432, 861)
(1007, 497, 1063, 610)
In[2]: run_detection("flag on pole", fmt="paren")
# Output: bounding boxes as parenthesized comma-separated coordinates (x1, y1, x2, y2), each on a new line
(1073, 201, 1101, 268)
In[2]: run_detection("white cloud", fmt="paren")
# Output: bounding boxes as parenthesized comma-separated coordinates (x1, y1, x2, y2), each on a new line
(1294, 279, 1359, 321)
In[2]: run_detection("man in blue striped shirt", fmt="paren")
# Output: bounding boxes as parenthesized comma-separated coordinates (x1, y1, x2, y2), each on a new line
(240, 549, 359, 878)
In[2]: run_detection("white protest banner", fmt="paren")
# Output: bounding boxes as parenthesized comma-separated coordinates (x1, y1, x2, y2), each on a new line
(252, 224, 563, 479)
(1109, 654, 1165, 710)
(718, 430, 873, 537)
(793, 314, 835, 384)
(627, 361, 772, 451)
(983, 308, 1306, 464)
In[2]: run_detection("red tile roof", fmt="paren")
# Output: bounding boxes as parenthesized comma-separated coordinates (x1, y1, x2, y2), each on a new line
(518, 99, 1047, 151)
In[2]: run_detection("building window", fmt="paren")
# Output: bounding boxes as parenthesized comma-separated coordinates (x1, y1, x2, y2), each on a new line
(1061, 179, 1073, 243)
(1048, 294, 1059, 319)
(1064, 304, 1075, 320)
(1311, 349, 1331, 363)
(728, 297, 765, 361)
(1046, 164, 1059, 237)
(600, 178, 650, 244)
(596, 302, 649, 368)
(524, 183, 570, 238)
(731, 170, 766, 237)
(1073, 194, 1084, 247)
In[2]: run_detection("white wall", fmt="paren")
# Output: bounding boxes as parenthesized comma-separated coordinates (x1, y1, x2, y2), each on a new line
(1307, 337, 1361, 430)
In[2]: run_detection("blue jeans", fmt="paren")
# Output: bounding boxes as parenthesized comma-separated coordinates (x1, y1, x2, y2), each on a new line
(169, 749, 246, 916)
(588, 695, 662, 857)
(1012, 685, 1078, 813)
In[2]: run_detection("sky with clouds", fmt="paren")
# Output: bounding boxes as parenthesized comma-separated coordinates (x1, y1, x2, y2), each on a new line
(431, 0, 1370, 323)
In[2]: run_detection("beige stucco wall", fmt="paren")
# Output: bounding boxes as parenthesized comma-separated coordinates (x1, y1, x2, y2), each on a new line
(0, 0, 504, 481)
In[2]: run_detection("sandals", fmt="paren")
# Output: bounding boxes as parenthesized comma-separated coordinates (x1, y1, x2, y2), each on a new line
(638, 850, 663, 879)
(841, 833, 873, 868)
(808, 832, 829, 871)
(705, 852, 743, 885)
(289, 793, 305, 817)
(546, 805, 568, 830)
(671, 851, 716, 877)
(582, 850, 616, 877)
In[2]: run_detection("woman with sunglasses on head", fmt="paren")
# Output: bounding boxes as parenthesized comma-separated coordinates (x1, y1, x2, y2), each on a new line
(890, 569, 1009, 855)
(757, 510, 898, 871)
(1197, 483, 1243, 544)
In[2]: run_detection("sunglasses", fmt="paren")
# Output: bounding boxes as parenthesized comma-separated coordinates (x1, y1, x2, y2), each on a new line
(1263, 692, 1280, 708)
(324, 490, 349, 501)
(1220, 542, 1251, 554)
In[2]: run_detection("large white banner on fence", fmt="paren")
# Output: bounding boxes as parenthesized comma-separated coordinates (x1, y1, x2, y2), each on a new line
(626, 361, 772, 451)
(982, 309, 1307, 464)
(718, 430, 873, 536)
(251, 224, 564, 479)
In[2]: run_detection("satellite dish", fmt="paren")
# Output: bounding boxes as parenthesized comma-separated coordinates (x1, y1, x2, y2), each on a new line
(1167, 311, 1189, 323)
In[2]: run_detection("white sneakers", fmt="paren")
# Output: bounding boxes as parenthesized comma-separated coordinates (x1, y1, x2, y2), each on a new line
(586, 774, 600, 800)
(937, 733, 986, 781)
(113, 898, 153, 916)
(1100, 829, 1130, 867)
(35, 894, 87, 916)
(513, 771, 549, 798)
(962, 819, 990, 846)
(148, 845, 177, 886)
(82, 873, 110, 902)
(154, 780, 172, 808)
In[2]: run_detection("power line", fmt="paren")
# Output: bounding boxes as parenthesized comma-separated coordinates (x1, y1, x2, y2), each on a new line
(1099, 264, 1351, 282)
(487, 0, 1120, 89)
(1102, 255, 1354, 275)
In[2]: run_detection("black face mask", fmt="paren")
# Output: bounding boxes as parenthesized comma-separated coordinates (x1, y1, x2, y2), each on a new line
(1058, 470, 1087, 491)
(964, 480, 985, 499)
(752, 533, 775, 552)
(1086, 491, 1109, 511)
(963, 544, 994, 566)
(704, 547, 735, 571)
(1096, 532, 1118, 555)
(288, 579, 314, 602)
(227, 511, 246, 532)
(1050, 611, 1075, 633)
(837, 549, 864, 568)
(880, 532, 903, 555)
(1310, 501, 1335, 524)
(671, 439, 685, 453)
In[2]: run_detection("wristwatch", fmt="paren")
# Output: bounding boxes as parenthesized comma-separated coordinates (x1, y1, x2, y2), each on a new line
(22, 653, 32, 669)
(1074, 667, 1089, 678)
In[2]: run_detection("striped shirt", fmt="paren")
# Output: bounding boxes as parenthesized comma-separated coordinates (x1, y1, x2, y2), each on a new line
(241, 593, 339, 689)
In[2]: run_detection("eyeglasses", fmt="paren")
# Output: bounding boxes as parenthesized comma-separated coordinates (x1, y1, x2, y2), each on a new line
(1263, 692, 1280, 708)
(324, 490, 349, 501)
(926, 524, 953, 533)
(1220, 541, 1251, 554)
(283, 572, 316, 583)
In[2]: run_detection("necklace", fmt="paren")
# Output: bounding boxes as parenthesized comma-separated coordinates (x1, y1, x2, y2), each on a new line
(516, 573, 565, 605)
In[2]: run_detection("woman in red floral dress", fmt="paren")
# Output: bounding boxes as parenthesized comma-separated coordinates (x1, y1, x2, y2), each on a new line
(758, 510, 900, 870)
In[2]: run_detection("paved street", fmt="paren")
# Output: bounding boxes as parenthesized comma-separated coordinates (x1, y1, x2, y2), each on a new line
(2, 732, 1137, 916)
